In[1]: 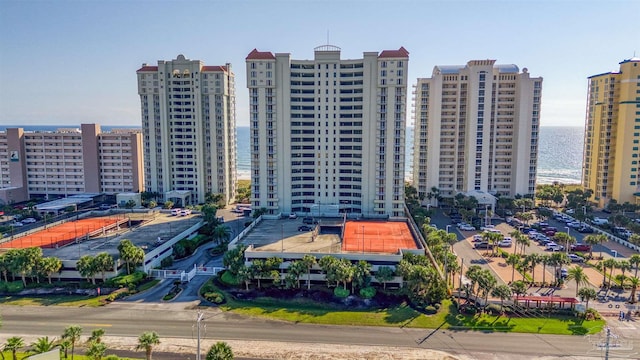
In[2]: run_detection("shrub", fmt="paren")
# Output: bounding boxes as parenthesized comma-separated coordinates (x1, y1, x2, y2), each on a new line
(424, 305, 437, 314)
(160, 256, 174, 268)
(204, 291, 225, 304)
(106, 271, 147, 288)
(105, 288, 129, 302)
(485, 303, 503, 315)
(584, 308, 602, 320)
(219, 270, 239, 286)
(333, 287, 350, 298)
(359, 286, 376, 299)
(0, 281, 24, 293)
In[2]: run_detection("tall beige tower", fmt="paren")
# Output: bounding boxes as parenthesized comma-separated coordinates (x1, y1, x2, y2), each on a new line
(582, 57, 640, 207)
(413, 60, 542, 204)
(246, 46, 409, 218)
(137, 55, 237, 205)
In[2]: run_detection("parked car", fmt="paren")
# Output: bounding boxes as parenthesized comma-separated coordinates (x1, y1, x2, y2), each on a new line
(568, 254, 584, 263)
(571, 243, 591, 252)
(459, 224, 475, 231)
(591, 217, 609, 226)
(298, 225, 313, 231)
(288, 213, 298, 219)
(171, 208, 182, 216)
(545, 242, 564, 251)
(472, 234, 484, 242)
(180, 209, 192, 216)
(498, 237, 512, 247)
(303, 217, 319, 225)
(474, 242, 494, 249)
(577, 226, 594, 233)
(21, 218, 37, 224)
(558, 268, 569, 279)
(11, 222, 23, 227)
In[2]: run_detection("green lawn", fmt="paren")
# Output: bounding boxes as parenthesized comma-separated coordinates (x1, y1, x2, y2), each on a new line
(0, 294, 108, 307)
(220, 293, 604, 335)
(1, 350, 142, 360)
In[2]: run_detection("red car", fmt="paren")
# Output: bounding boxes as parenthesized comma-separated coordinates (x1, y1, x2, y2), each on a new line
(571, 243, 591, 252)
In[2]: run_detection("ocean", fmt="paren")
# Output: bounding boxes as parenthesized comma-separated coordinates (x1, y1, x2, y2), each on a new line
(1, 125, 583, 185)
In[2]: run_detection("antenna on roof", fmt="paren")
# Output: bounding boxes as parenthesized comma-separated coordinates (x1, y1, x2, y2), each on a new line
(327, 30, 330, 45)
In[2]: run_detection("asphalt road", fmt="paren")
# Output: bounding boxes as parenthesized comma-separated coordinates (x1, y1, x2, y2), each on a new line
(0, 303, 620, 359)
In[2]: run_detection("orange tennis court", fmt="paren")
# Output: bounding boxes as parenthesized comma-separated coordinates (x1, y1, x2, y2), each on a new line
(0, 217, 125, 249)
(342, 221, 417, 253)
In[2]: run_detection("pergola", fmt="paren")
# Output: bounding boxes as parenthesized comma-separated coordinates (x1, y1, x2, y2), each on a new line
(514, 295, 579, 310)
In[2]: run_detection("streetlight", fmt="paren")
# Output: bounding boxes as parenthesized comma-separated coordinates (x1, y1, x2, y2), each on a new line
(612, 250, 618, 259)
(565, 226, 570, 253)
(446, 225, 451, 234)
(485, 204, 490, 227)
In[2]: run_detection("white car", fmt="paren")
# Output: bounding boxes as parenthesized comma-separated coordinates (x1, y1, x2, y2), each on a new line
(545, 242, 564, 251)
(21, 218, 36, 224)
(11, 222, 24, 227)
(568, 254, 584, 262)
(288, 213, 298, 219)
(498, 237, 512, 247)
(472, 234, 484, 242)
(459, 224, 475, 231)
(180, 209, 192, 216)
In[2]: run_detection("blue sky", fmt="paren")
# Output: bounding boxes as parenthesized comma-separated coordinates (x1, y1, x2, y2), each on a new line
(0, 0, 638, 127)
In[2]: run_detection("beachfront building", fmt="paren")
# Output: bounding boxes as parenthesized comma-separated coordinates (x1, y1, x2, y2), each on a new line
(136, 55, 237, 205)
(582, 57, 640, 207)
(0, 124, 143, 204)
(245, 46, 409, 218)
(412, 60, 542, 204)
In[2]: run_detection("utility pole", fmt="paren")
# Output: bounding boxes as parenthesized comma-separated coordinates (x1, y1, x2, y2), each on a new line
(195, 311, 205, 360)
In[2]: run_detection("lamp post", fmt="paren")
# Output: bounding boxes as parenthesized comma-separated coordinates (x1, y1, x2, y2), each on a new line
(446, 225, 451, 234)
(485, 204, 490, 227)
(565, 226, 570, 253)
(612, 250, 618, 259)
(281, 224, 284, 253)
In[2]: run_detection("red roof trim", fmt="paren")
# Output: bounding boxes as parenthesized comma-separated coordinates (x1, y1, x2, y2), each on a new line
(246, 48, 276, 60)
(514, 296, 579, 303)
(378, 46, 409, 59)
(202, 65, 227, 72)
(137, 66, 158, 72)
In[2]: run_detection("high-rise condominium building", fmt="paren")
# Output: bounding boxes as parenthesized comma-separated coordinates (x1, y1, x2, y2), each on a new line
(0, 124, 143, 204)
(582, 57, 640, 207)
(137, 55, 236, 205)
(413, 60, 542, 202)
(246, 46, 409, 218)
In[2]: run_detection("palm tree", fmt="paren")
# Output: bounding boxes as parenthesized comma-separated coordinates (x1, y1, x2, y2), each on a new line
(539, 254, 551, 286)
(491, 284, 512, 312)
(584, 234, 602, 259)
(206, 341, 234, 360)
(40, 256, 62, 284)
(136, 331, 160, 360)
(525, 253, 541, 285)
(213, 225, 232, 244)
(505, 253, 520, 283)
(553, 232, 575, 253)
(566, 266, 590, 296)
(77, 255, 97, 284)
(62, 325, 82, 360)
(86, 341, 107, 360)
(31, 336, 56, 354)
(4, 336, 25, 360)
(578, 287, 597, 310)
(58, 338, 71, 359)
(618, 260, 632, 279)
(602, 258, 618, 289)
(88, 328, 105, 344)
(375, 266, 395, 290)
(629, 276, 639, 304)
(630, 254, 640, 278)
(301, 254, 317, 290)
(94, 253, 114, 282)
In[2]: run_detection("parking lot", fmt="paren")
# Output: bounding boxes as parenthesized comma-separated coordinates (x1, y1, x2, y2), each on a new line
(430, 208, 637, 304)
